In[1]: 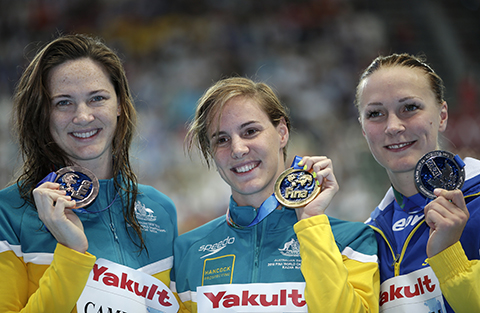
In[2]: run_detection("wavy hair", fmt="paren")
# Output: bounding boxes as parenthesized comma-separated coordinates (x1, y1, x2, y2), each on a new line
(12, 34, 146, 250)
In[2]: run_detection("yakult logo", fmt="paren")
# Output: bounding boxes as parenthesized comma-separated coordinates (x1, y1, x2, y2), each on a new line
(197, 283, 307, 312)
(92, 263, 173, 306)
(205, 289, 305, 308)
(380, 274, 436, 306)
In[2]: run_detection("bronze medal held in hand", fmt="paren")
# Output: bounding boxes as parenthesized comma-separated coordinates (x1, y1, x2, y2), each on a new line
(274, 168, 320, 208)
(414, 150, 465, 199)
(54, 166, 99, 208)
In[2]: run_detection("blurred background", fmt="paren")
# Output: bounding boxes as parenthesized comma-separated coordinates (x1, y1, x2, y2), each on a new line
(0, 0, 479, 234)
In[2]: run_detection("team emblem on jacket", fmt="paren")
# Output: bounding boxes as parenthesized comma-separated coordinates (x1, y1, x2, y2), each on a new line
(274, 168, 320, 208)
(134, 201, 157, 222)
(414, 150, 465, 199)
(279, 238, 300, 257)
(54, 166, 99, 208)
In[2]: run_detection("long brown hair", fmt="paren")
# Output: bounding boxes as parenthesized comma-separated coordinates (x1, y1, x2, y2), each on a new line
(12, 34, 146, 250)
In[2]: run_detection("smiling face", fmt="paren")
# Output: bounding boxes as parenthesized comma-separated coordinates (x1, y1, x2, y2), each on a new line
(208, 96, 289, 207)
(357, 65, 448, 183)
(48, 58, 120, 177)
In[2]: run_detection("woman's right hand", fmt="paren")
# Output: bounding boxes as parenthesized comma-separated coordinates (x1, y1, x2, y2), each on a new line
(33, 182, 88, 253)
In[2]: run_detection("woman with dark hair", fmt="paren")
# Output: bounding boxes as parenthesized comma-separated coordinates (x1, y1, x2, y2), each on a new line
(356, 53, 480, 312)
(0, 34, 179, 312)
(171, 77, 379, 312)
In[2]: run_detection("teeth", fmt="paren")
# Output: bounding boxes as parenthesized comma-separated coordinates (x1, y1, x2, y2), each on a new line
(388, 142, 411, 149)
(235, 163, 256, 173)
(72, 129, 98, 138)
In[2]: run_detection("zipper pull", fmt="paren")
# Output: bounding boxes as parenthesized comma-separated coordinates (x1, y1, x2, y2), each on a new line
(110, 222, 119, 242)
(393, 254, 401, 276)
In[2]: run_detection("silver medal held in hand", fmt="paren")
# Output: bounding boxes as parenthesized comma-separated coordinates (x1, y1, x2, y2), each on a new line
(414, 150, 465, 199)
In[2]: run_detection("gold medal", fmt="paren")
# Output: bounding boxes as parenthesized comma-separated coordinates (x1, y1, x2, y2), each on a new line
(274, 168, 320, 208)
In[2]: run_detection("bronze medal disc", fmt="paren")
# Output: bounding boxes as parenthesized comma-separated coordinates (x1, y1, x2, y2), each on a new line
(54, 166, 99, 208)
(274, 168, 320, 208)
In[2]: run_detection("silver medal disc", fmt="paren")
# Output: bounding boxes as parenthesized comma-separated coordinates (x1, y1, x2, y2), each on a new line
(414, 150, 465, 199)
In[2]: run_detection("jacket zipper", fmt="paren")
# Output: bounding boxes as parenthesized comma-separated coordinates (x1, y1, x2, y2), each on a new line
(370, 219, 426, 276)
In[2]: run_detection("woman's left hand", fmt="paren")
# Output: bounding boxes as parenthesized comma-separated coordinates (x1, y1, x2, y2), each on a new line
(424, 188, 469, 257)
(295, 156, 339, 221)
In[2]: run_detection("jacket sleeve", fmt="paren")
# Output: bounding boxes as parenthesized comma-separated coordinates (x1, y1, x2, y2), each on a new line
(427, 241, 480, 312)
(294, 214, 380, 313)
(170, 238, 197, 313)
(0, 243, 96, 313)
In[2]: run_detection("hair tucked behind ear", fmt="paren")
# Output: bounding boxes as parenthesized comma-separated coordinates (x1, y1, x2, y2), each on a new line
(354, 53, 445, 111)
(185, 77, 291, 167)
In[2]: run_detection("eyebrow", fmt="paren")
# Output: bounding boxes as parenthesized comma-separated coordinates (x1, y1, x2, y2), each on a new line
(51, 89, 110, 100)
(366, 96, 418, 107)
(398, 96, 417, 102)
(210, 120, 259, 140)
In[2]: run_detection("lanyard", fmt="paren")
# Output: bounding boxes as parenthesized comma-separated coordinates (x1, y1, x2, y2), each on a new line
(226, 156, 303, 229)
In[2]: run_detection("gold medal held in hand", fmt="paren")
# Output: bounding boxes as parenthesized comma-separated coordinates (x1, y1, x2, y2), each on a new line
(274, 167, 320, 208)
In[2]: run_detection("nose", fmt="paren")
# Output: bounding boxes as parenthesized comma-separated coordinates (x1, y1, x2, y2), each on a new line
(231, 136, 249, 159)
(385, 114, 405, 135)
(72, 102, 94, 125)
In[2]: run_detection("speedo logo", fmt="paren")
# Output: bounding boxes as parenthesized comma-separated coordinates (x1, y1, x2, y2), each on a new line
(392, 214, 424, 232)
(199, 236, 235, 258)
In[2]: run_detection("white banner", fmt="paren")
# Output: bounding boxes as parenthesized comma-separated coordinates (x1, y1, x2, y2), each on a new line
(77, 258, 179, 313)
(197, 282, 307, 312)
(379, 267, 446, 313)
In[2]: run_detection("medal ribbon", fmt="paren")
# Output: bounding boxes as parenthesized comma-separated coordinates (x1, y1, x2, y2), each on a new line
(226, 156, 303, 229)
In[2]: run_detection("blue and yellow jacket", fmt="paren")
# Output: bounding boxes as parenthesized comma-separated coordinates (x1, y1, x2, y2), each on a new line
(366, 157, 480, 312)
(0, 178, 178, 313)
(171, 197, 379, 312)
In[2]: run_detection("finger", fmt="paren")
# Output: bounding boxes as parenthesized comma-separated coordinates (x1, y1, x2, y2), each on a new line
(298, 156, 328, 170)
(433, 188, 467, 212)
(36, 182, 61, 190)
(55, 197, 77, 210)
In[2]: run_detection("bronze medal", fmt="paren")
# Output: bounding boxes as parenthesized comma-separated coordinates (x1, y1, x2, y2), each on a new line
(54, 166, 99, 208)
(274, 168, 320, 208)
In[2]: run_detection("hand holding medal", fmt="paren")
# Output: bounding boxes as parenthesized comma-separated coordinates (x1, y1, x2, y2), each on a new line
(415, 150, 470, 257)
(275, 155, 339, 220)
(33, 166, 100, 253)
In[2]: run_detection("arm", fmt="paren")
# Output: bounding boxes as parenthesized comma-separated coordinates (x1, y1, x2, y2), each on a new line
(428, 241, 480, 312)
(294, 215, 379, 313)
(424, 188, 479, 311)
(0, 243, 96, 313)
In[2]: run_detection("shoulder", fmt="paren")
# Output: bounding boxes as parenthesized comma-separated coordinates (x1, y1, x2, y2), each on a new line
(174, 216, 226, 252)
(463, 157, 480, 197)
(0, 184, 29, 213)
(365, 187, 394, 225)
(0, 184, 34, 245)
(137, 184, 176, 214)
(328, 216, 377, 255)
(328, 216, 374, 235)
